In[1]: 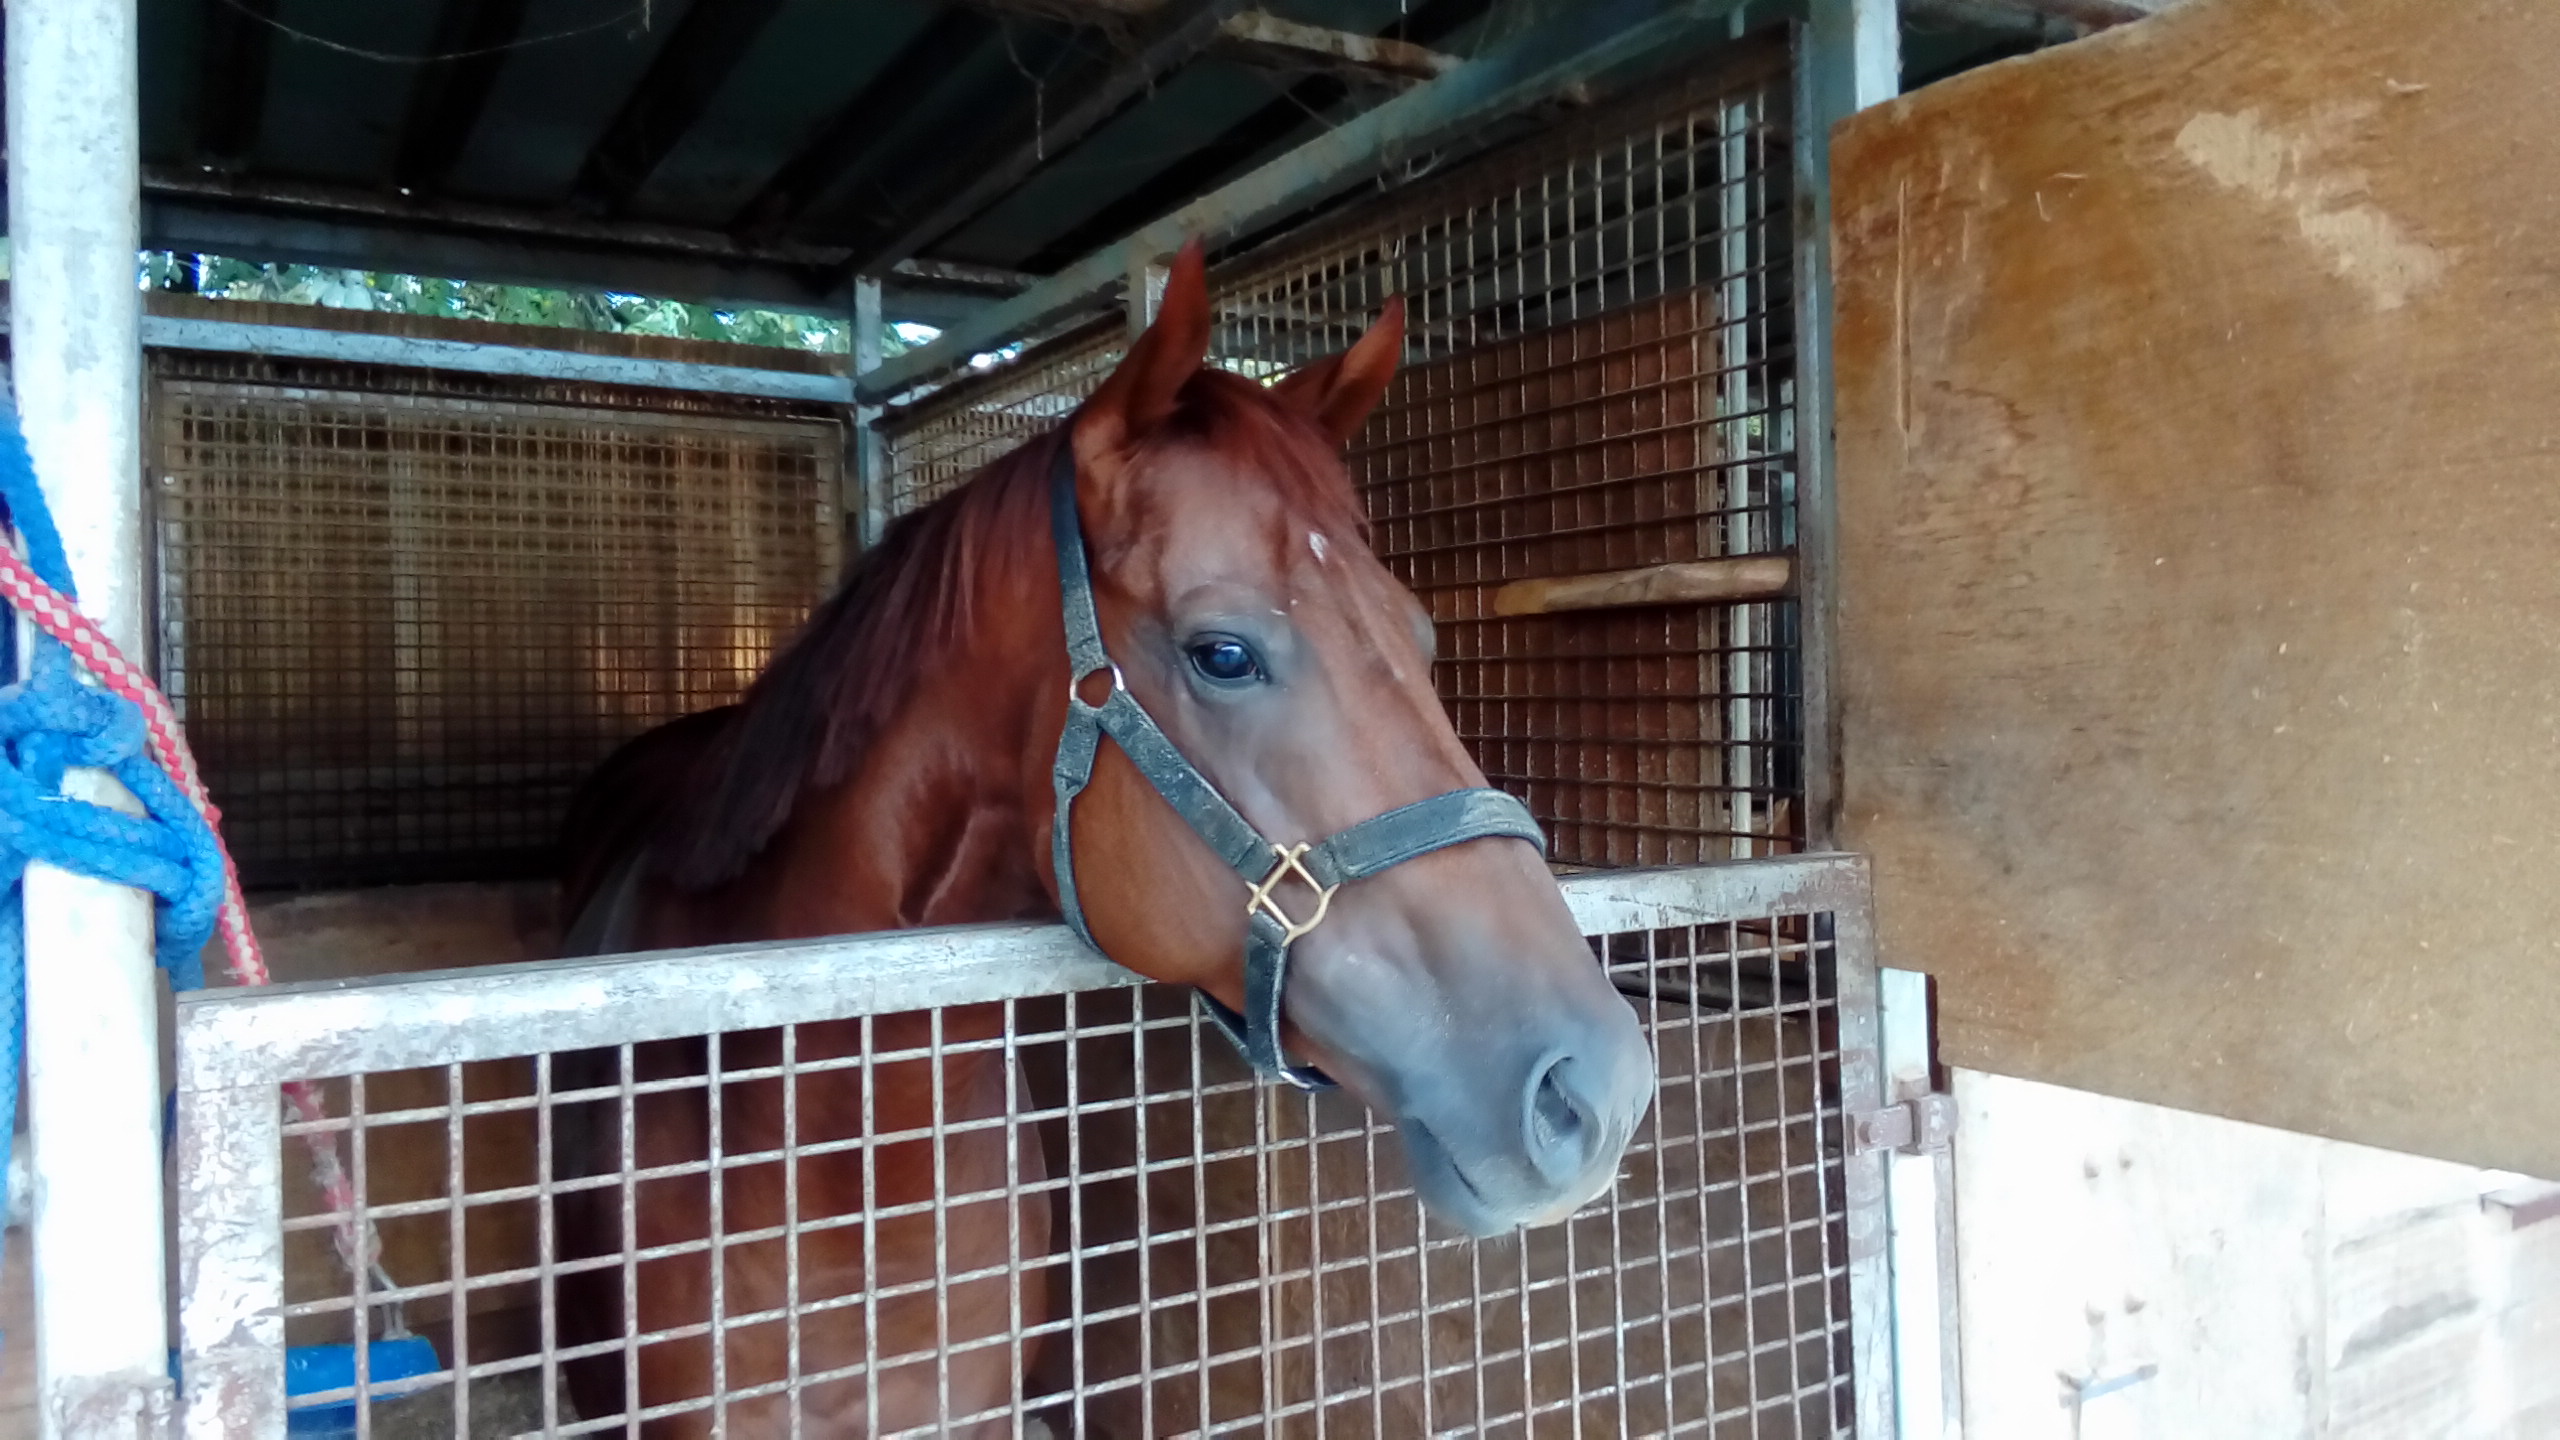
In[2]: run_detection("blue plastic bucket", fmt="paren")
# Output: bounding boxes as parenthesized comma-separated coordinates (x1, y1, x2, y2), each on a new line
(283, 1337, 441, 1434)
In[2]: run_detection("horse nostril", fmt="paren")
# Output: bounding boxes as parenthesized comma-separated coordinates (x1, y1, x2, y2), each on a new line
(1524, 1055, 1600, 1186)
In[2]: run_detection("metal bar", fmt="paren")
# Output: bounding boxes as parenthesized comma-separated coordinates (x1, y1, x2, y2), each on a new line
(1881, 968, 1961, 1440)
(1795, 5, 1900, 1432)
(1834, 859, 1899, 1440)
(175, 859, 1866, 1087)
(173, 1083, 286, 1440)
(847, 0, 1258, 279)
(132, 315, 856, 404)
(859, 0, 1759, 404)
(141, 165, 853, 269)
(8, 1, 178, 1434)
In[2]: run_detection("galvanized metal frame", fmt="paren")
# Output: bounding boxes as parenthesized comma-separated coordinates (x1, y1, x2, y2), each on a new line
(174, 853, 1887, 1437)
(137, 316, 856, 406)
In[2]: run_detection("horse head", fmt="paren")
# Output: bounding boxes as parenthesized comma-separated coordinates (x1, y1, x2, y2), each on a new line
(1051, 241, 1656, 1234)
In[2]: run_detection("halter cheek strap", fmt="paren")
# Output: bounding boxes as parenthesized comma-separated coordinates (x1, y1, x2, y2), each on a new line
(1044, 439, 1546, 1090)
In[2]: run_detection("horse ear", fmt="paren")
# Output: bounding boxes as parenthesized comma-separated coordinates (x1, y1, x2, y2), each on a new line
(1073, 238, 1212, 480)
(1268, 295, 1405, 447)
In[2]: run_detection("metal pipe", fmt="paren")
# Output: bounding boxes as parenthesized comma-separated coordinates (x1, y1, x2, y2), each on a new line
(852, 276, 889, 549)
(7, 0, 178, 1434)
(1798, 4, 1899, 1437)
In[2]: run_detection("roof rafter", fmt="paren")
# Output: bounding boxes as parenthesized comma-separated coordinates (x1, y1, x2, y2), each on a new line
(836, 0, 1255, 280)
(727, 8, 997, 244)
(568, 0, 792, 215)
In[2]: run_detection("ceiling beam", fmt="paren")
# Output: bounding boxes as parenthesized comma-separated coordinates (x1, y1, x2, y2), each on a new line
(862, 0, 1758, 403)
(838, 0, 1255, 280)
(194, 0, 279, 168)
(1218, 12, 1458, 83)
(568, 0, 792, 215)
(728, 8, 996, 243)
(961, 1, 1460, 83)
(1016, 0, 1493, 273)
(390, 0, 535, 193)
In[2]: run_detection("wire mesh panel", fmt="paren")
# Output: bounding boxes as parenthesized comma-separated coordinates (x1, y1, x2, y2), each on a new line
(175, 858, 1886, 1439)
(151, 355, 844, 889)
(878, 322, 1125, 517)
(1214, 39, 1798, 866)
(876, 35, 1798, 868)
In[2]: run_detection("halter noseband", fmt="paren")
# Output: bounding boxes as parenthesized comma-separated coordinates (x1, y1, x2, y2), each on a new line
(1045, 439, 1547, 1089)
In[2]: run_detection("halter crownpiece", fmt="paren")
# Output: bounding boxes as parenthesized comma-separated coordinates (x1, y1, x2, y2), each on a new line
(1044, 438, 1547, 1089)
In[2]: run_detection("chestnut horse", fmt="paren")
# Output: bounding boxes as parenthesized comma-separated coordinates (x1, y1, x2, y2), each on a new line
(550, 243, 1655, 1436)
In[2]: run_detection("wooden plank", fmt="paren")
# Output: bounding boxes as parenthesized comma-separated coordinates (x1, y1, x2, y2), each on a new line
(1951, 1070, 2560, 1437)
(1830, 0, 2560, 1176)
(1489, 555, 1793, 616)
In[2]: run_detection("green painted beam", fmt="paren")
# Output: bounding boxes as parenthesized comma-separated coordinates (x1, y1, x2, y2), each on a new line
(858, 0, 1758, 404)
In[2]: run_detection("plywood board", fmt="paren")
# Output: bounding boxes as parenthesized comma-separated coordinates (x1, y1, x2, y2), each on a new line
(1950, 1070, 2560, 1439)
(1830, 0, 2560, 1176)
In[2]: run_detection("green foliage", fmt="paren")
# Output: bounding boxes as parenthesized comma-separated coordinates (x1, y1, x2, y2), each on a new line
(136, 252, 913, 357)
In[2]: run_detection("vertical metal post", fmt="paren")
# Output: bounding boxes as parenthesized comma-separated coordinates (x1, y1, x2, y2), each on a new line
(6, 0, 175, 1435)
(171, 1079, 285, 1440)
(1796, 5, 1902, 1439)
(1831, 863, 1898, 1440)
(851, 276, 888, 548)
(1795, 0, 1897, 848)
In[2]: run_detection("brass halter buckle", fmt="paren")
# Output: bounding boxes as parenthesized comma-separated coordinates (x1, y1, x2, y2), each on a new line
(1245, 842, 1339, 944)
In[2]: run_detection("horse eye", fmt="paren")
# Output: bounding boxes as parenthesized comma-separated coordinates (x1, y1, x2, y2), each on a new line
(1186, 636, 1263, 685)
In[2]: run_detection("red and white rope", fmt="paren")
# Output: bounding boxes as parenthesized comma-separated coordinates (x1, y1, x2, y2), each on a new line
(0, 543, 386, 1294)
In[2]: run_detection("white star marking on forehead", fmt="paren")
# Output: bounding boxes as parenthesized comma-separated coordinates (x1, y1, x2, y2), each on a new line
(1308, 531, 1329, 564)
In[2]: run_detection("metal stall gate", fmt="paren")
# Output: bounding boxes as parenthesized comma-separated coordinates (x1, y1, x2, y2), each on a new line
(177, 856, 1888, 1437)
(883, 36, 1800, 869)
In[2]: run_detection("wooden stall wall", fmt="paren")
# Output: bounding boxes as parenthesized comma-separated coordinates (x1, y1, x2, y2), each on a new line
(1829, 0, 2560, 1177)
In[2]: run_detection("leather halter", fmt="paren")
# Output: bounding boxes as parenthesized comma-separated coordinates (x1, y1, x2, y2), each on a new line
(1045, 439, 1547, 1089)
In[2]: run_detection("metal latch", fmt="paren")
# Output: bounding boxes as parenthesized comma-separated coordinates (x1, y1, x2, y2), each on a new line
(1851, 1092, 1957, 1156)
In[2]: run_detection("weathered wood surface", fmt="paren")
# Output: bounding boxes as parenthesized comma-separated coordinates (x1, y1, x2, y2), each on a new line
(1489, 555, 1794, 616)
(1832, 0, 2560, 1176)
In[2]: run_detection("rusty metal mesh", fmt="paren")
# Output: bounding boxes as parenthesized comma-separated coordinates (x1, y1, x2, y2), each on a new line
(878, 40, 1799, 868)
(271, 907, 1851, 1437)
(150, 355, 843, 889)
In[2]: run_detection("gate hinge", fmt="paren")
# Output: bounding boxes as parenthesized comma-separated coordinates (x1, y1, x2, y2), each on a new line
(1851, 1092, 1957, 1157)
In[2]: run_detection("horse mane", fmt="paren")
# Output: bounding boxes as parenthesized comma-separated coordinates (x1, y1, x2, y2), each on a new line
(662, 368, 1369, 890)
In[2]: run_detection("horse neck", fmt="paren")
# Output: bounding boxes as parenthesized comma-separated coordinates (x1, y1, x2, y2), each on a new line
(734, 528, 1065, 943)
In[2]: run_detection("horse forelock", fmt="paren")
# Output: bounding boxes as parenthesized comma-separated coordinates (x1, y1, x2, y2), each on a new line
(657, 367, 1370, 892)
